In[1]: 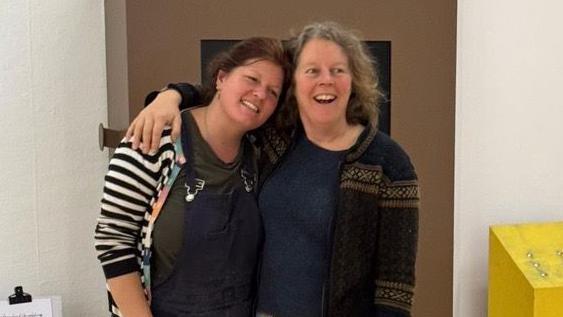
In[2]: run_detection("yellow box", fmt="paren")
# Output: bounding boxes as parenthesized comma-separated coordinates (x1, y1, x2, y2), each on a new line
(489, 222, 563, 317)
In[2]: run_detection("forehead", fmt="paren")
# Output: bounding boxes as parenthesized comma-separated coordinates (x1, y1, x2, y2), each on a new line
(297, 38, 348, 64)
(235, 59, 284, 82)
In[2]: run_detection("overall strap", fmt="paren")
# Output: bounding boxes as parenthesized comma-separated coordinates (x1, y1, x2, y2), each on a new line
(180, 111, 205, 202)
(150, 137, 186, 221)
(142, 136, 185, 293)
(180, 110, 197, 181)
(240, 139, 258, 194)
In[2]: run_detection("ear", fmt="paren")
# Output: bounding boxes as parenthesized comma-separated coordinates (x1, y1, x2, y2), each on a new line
(216, 69, 228, 90)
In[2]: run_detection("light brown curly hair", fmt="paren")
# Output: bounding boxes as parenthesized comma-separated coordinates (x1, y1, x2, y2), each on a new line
(277, 21, 383, 130)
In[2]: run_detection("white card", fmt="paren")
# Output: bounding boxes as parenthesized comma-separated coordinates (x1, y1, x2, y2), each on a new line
(0, 297, 54, 317)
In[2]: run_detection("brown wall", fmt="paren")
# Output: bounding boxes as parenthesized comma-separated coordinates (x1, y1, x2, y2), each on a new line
(105, 1, 456, 315)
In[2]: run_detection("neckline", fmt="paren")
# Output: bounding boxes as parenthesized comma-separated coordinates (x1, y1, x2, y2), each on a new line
(184, 110, 243, 168)
(300, 132, 348, 156)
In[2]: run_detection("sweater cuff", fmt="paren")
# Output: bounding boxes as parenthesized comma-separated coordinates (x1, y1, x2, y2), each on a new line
(375, 305, 410, 317)
(169, 83, 201, 110)
(102, 257, 140, 279)
(143, 83, 202, 110)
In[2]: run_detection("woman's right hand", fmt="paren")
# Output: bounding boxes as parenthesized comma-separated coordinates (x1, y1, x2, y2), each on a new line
(126, 89, 183, 154)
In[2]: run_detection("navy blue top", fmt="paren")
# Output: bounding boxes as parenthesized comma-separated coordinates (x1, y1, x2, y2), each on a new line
(257, 132, 345, 316)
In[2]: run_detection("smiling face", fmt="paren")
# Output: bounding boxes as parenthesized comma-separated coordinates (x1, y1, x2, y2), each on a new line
(293, 38, 352, 130)
(216, 59, 284, 131)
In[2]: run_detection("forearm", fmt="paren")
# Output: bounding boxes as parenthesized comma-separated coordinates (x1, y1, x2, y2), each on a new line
(107, 272, 152, 317)
(145, 83, 201, 110)
(374, 180, 419, 314)
(145, 88, 182, 108)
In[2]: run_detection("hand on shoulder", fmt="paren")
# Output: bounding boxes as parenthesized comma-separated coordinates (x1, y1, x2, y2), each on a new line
(126, 89, 182, 154)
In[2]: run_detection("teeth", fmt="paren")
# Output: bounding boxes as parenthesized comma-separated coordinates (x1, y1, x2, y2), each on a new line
(314, 94, 336, 102)
(241, 100, 259, 113)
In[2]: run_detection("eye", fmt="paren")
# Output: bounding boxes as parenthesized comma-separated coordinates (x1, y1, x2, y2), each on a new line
(246, 75, 258, 83)
(331, 68, 346, 75)
(269, 89, 279, 99)
(304, 68, 318, 75)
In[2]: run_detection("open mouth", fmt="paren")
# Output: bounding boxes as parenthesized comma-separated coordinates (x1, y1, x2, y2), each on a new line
(241, 99, 259, 113)
(313, 94, 337, 104)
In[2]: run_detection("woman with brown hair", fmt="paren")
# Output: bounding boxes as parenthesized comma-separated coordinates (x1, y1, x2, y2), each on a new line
(95, 37, 290, 317)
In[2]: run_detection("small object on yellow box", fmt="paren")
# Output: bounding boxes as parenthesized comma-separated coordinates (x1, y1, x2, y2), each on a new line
(489, 221, 563, 317)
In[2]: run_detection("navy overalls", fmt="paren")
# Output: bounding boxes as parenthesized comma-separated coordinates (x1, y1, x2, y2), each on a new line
(151, 119, 263, 317)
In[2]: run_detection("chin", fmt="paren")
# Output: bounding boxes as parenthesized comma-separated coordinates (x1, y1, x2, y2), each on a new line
(307, 113, 342, 125)
(237, 117, 264, 132)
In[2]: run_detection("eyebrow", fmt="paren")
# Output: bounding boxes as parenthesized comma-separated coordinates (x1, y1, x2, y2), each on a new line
(299, 61, 348, 68)
(245, 69, 282, 91)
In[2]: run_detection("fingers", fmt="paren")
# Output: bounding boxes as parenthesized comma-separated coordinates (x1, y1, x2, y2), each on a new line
(150, 120, 165, 153)
(130, 117, 145, 150)
(141, 117, 154, 154)
(170, 114, 182, 142)
(126, 89, 183, 153)
(125, 118, 135, 141)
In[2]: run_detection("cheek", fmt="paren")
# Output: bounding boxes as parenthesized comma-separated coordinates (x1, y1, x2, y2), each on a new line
(294, 79, 309, 101)
(265, 97, 278, 111)
(340, 77, 352, 94)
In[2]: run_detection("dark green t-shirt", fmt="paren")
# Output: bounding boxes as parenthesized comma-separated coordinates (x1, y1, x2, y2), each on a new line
(151, 110, 250, 285)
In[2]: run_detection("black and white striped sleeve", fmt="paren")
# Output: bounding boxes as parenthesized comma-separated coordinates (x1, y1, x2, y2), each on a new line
(94, 130, 175, 279)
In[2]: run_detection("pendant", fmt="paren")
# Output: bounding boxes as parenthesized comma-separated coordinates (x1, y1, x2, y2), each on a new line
(185, 193, 195, 202)
(184, 178, 205, 202)
(240, 168, 256, 193)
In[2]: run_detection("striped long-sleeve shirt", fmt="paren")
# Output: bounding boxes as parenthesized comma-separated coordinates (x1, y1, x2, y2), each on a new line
(94, 129, 176, 316)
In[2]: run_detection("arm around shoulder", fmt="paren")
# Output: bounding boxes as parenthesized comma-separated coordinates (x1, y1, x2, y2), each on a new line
(127, 83, 201, 154)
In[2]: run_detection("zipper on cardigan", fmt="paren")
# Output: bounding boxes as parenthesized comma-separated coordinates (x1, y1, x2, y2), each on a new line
(322, 160, 345, 317)
(321, 282, 327, 317)
(252, 248, 264, 314)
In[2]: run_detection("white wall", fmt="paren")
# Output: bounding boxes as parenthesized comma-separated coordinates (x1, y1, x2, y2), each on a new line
(0, 1, 108, 315)
(455, 0, 563, 316)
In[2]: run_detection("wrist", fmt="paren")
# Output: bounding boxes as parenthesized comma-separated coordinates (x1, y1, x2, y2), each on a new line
(158, 88, 182, 105)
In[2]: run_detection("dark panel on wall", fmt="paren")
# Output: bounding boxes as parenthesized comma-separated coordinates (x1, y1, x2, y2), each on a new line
(366, 41, 391, 135)
(200, 39, 239, 85)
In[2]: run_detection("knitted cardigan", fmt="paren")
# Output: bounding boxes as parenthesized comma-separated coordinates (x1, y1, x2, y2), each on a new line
(257, 123, 419, 317)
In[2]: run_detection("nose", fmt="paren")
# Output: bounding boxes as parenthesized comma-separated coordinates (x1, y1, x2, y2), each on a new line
(253, 86, 267, 99)
(318, 69, 334, 86)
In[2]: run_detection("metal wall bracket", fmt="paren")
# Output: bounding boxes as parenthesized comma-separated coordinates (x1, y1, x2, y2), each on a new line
(98, 123, 126, 150)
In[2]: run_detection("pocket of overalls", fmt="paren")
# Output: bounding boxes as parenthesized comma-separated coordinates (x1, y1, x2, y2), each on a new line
(201, 191, 240, 240)
(206, 221, 234, 239)
(187, 193, 233, 236)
